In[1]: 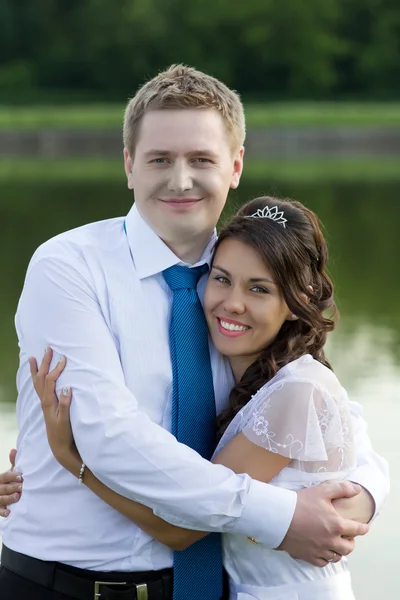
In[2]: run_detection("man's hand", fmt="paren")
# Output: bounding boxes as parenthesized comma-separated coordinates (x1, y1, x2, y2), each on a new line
(0, 449, 22, 518)
(278, 481, 369, 566)
(332, 486, 375, 524)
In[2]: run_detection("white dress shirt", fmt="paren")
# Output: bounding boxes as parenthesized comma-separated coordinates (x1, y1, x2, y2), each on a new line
(1, 205, 389, 572)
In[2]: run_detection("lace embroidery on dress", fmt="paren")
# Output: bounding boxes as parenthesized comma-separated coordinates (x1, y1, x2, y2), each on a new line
(247, 389, 305, 459)
(214, 355, 356, 476)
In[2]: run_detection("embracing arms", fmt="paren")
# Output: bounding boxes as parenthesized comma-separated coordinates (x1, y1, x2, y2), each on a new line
(30, 356, 292, 551)
(14, 253, 296, 548)
(2, 352, 372, 566)
(1, 251, 384, 563)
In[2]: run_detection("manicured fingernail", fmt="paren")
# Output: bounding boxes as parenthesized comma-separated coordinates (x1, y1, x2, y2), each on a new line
(16, 475, 22, 482)
(62, 386, 70, 396)
(3, 510, 10, 517)
(13, 493, 19, 500)
(18, 485, 22, 491)
(58, 355, 65, 363)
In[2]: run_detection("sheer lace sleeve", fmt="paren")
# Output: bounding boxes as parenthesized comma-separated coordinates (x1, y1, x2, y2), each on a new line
(242, 379, 355, 471)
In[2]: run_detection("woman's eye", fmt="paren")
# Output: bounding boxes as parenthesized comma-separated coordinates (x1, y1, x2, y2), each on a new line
(213, 275, 230, 285)
(251, 286, 269, 294)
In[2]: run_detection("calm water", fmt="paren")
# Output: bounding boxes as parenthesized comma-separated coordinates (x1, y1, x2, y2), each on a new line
(0, 176, 399, 598)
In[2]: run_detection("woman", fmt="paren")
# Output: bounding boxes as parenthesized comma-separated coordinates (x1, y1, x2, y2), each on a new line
(30, 196, 357, 599)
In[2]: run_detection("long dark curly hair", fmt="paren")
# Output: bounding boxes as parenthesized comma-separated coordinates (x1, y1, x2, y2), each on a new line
(216, 196, 338, 439)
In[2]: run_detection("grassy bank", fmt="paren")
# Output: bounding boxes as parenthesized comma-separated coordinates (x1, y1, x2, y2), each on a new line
(1, 102, 400, 130)
(1, 158, 400, 184)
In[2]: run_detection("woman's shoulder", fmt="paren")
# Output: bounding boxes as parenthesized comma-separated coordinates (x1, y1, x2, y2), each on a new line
(252, 355, 343, 402)
(214, 357, 345, 455)
(282, 354, 342, 396)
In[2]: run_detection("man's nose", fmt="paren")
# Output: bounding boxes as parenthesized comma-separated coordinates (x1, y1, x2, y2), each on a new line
(167, 162, 193, 193)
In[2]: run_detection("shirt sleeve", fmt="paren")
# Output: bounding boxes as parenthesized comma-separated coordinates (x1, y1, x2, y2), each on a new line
(16, 251, 296, 549)
(242, 380, 346, 463)
(346, 400, 390, 520)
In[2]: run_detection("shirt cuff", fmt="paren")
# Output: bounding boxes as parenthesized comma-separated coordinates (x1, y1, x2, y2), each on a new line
(228, 479, 297, 549)
(349, 465, 390, 521)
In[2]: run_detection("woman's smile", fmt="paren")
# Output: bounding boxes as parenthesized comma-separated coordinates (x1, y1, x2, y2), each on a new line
(216, 317, 251, 337)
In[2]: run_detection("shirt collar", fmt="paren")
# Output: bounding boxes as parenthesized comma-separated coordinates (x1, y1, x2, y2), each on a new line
(125, 204, 217, 280)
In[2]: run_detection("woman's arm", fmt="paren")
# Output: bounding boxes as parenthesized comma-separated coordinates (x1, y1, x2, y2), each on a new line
(32, 351, 291, 550)
(213, 432, 291, 481)
(32, 353, 206, 551)
(65, 450, 205, 551)
(32, 353, 367, 557)
(77, 431, 289, 550)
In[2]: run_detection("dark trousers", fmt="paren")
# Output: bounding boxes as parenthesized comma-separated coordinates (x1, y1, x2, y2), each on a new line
(0, 566, 72, 600)
(0, 564, 230, 599)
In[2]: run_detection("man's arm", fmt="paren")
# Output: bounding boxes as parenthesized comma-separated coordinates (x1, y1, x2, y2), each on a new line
(16, 250, 295, 549)
(345, 400, 389, 521)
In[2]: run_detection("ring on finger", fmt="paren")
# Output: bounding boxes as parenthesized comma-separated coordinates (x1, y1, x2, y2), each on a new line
(326, 551, 338, 563)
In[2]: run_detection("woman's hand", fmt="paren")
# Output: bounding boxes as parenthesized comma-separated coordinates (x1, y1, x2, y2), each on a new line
(29, 348, 82, 477)
(0, 449, 22, 517)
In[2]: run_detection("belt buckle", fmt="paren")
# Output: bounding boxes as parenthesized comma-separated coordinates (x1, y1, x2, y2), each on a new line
(94, 580, 148, 600)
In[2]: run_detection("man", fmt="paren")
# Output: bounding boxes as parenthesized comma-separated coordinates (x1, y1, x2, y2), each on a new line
(0, 65, 389, 600)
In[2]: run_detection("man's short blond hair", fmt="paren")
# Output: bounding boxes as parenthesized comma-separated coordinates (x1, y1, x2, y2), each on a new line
(123, 64, 245, 157)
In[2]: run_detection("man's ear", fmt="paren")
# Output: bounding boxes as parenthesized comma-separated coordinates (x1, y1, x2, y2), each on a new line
(124, 148, 134, 190)
(229, 146, 244, 190)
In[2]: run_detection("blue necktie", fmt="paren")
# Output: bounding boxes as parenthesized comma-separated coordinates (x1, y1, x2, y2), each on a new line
(163, 264, 223, 600)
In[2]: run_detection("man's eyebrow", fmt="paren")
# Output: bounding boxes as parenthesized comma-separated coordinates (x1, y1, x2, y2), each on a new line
(212, 265, 276, 285)
(187, 149, 218, 157)
(143, 150, 170, 157)
(143, 149, 218, 158)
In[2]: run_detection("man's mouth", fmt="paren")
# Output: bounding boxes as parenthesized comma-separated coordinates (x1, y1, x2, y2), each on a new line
(159, 197, 203, 207)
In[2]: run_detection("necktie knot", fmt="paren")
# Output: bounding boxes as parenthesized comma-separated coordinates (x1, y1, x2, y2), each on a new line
(163, 264, 209, 291)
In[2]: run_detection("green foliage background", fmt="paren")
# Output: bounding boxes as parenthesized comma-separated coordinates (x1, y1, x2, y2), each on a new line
(1, 0, 399, 102)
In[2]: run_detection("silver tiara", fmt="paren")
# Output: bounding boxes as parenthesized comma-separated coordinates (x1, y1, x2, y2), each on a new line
(248, 205, 287, 228)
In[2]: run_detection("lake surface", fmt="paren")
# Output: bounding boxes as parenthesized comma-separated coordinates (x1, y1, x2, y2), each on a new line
(0, 174, 398, 598)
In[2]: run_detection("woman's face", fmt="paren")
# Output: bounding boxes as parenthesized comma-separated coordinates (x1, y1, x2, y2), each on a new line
(204, 238, 293, 366)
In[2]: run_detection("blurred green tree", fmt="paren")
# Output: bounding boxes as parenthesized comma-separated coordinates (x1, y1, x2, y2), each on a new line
(0, 0, 399, 100)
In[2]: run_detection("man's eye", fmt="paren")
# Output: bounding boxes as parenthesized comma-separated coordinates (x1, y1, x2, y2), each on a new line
(195, 158, 212, 163)
(152, 158, 167, 164)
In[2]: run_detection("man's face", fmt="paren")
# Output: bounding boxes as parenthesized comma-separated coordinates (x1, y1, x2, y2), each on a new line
(124, 109, 243, 247)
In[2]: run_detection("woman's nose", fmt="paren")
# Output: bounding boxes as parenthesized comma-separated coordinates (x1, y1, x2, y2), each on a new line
(222, 290, 246, 315)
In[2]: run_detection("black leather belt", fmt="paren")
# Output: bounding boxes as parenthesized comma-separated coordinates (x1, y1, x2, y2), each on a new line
(1, 545, 173, 600)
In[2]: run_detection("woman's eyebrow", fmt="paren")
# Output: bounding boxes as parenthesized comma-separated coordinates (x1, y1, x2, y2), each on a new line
(211, 265, 230, 276)
(212, 265, 276, 285)
(248, 277, 276, 285)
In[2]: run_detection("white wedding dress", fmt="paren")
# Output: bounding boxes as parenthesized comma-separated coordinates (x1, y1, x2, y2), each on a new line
(214, 354, 357, 600)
